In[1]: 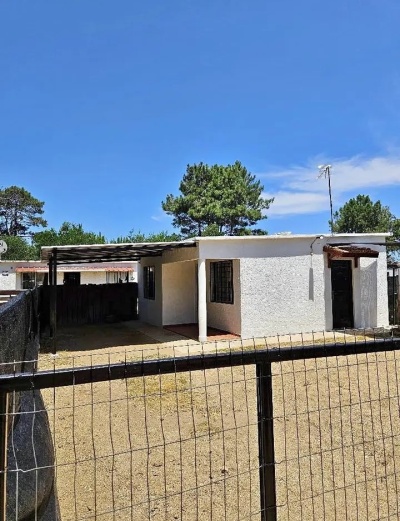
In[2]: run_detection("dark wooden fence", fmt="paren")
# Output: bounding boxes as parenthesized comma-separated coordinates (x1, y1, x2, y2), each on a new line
(40, 283, 138, 328)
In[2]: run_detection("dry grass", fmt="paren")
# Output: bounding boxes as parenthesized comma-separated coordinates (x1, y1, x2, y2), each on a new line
(127, 373, 195, 412)
(38, 327, 400, 520)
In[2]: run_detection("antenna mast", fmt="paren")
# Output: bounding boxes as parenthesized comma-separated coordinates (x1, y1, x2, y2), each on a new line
(317, 164, 334, 234)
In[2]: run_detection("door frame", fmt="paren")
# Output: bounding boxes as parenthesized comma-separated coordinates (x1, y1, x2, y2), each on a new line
(330, 259, 355, 329)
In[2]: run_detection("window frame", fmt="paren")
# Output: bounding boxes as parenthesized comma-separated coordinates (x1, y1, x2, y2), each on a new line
(106, 271, 130, 284)
(22, 272, 36, 290)
(210, 260, 234, 304)
(21, 272, 45, 289)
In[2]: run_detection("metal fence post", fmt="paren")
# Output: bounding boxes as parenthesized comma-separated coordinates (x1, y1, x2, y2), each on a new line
(0, 391, 9, 521)
(256, 361, 277, 521)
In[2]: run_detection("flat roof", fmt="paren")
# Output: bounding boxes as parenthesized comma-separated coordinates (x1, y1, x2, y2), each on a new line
(40, 241, 197, 265)
(40, 233, 394, 265)
(195, 233, 391, 241)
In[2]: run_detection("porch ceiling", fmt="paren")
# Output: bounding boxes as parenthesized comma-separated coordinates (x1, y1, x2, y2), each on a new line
(40, 241, 196, 265)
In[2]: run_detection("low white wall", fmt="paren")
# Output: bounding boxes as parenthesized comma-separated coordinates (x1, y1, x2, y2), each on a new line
(206, 259, 241, 335)
(162, 261, 197, 325)
(138, 257, 163, 327)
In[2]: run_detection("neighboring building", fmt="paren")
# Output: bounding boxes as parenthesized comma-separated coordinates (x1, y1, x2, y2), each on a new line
(138, 233, 389, 340)
(0, 261, 137, 290)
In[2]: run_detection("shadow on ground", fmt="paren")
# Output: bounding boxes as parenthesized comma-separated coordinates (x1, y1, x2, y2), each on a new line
(40, 322, 158, 353)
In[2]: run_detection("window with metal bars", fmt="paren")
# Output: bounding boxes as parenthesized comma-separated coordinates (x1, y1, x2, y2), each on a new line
(210, 260, 234, 304)
(143, 266, 155, 299)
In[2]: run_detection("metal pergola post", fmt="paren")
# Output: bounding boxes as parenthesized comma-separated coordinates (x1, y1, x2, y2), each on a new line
(49, 248, 58, 354)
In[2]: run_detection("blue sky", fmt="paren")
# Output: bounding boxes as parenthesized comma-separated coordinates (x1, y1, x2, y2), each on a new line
(1, 0, 400, 240)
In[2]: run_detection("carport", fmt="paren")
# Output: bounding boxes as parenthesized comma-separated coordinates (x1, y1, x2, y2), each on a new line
(41, 241, 196, 352)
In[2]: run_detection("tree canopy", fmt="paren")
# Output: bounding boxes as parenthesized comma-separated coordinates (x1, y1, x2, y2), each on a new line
(332, 195, 400, 260)
(0, 186, 47, 236)
(162, 162, 274, 236)
(332, 195, 400, 238)
(0, 235, 37, 260)
(33, 222, 106, 255)
(112, 229, 181, 243)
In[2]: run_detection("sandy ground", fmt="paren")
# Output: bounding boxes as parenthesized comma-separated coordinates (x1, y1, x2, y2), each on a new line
(38, 323, 400, 520)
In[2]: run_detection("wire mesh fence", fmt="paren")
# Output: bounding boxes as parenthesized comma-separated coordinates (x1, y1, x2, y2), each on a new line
(2, 331, 400, 520)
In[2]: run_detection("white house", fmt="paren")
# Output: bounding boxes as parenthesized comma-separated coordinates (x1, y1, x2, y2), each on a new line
(138, 233, 389, 340)
(38, 234, 389, 340)
(0, 261, 138, 290)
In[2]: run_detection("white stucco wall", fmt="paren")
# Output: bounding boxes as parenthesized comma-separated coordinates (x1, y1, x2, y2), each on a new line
(377, 252, 390, 326)
(199, 236, 327, 338)
(240, 253, 326, 338)
(162, 245, 198, 264)
(132, 234, 390, 337)
(198, 235, 389, 337)
(359, 258, 379, 328)
(324, 238, 388, 330)
(162, 261, 197, 325)
(0, 263, 18, 290)
(326, 249, 388, 330)
(323, 254, 334, 331)
(206, 259, 242, 335)
(360, 252, 388, 328)
(198, 236, 315, 260)
(138, 257, 163, 326)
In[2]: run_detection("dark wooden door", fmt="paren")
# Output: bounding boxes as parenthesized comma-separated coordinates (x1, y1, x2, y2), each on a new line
(331, 260, 354, 329)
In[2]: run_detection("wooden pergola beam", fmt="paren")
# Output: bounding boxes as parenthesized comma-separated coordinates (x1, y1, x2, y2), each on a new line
(323, 245, 379, 268)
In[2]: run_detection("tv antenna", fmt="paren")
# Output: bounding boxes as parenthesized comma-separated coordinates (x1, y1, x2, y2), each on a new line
(317, 164, 334, 234)
(0, 240, 7, 260)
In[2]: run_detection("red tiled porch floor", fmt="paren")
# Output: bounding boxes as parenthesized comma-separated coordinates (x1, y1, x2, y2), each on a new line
(164, 323, 240, 341)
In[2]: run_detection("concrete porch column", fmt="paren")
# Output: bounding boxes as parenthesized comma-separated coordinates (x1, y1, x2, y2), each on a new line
(198, 258, 207, 342)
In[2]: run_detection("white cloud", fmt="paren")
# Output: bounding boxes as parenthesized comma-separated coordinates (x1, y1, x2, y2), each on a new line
(264, 191, 329, 216)
(151, 208, 169, 222)
(262, 154, 400, 217)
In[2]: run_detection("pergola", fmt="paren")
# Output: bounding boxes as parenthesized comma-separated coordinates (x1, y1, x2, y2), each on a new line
(40, 241, 196, 352)
(40, 241, 196, 264)
(323, 245, 380, 268)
